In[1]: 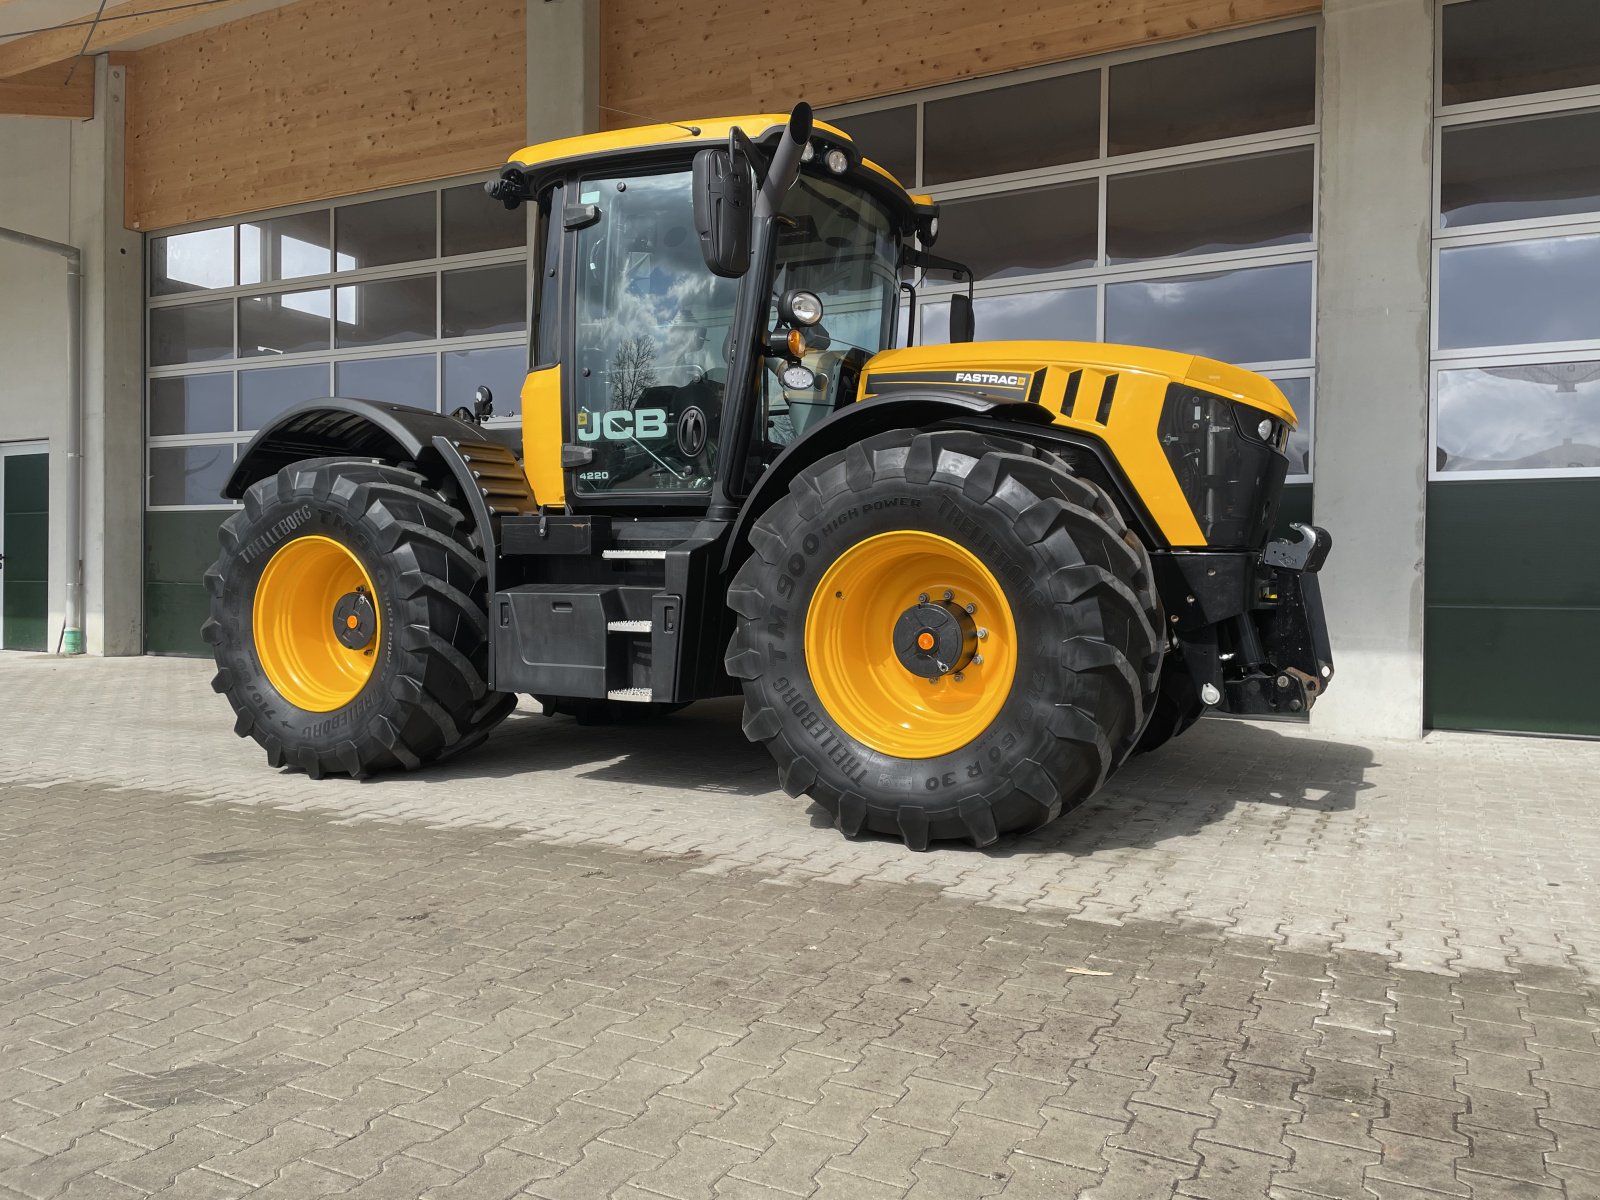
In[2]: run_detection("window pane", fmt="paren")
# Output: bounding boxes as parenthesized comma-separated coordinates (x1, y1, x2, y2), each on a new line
(1108, 29, 1316, 157)
(240, 363, 329, 432)
(148, 443, 234, 506)
(443, 263, 526, 338)
(335, 192, 435, 271)
(239, 288, 331, 357)
(336, 354, 436, 409)
(923, 72, 1099, 186)
(150, 227, 234, 296)
(444, 346, 528, 419)
(1272, 376, 1314, 478)
(150, 300, 233, 366)
(442, 183, 526, 256)
(1105, 261, 1313, 365)
(829, 106, 917, 188)
(915, 287, 1096, 346)
(1437, 362, 1600, 473)
(334, 275, 436, 347)
(1442, 0, 1600, 106)
(935, 182, 1098, 281)
(240, 210, 331, 285)
(1441, 108, 1600, 229)
(1438, 234, 1600, 350)
(149, 373, 232, 436)
(1106, 147, 1314, 264)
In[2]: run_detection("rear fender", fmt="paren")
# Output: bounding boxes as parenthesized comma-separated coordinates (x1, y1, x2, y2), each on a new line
(223, 398, 500, 500)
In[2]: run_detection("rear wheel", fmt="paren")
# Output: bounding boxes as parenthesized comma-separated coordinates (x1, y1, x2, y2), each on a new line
(726, 429, 1162, 849)
(204, 459, 515, 777)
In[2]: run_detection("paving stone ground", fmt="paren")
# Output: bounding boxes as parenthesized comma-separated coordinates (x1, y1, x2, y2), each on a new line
(1, 653, 1598, 1199)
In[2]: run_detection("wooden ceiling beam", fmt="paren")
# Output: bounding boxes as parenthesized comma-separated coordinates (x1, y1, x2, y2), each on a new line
(0, 0, 257, 79)
(0, 59, 94, 118)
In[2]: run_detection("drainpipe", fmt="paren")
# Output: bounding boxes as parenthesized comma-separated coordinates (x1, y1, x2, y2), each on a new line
(0, 226, 84, 655)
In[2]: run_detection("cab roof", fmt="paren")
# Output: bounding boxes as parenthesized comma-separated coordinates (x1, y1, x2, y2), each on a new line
(506, 114, 935, 216)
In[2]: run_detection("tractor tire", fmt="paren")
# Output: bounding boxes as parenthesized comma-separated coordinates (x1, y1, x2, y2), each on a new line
(1133, 658, 1208, 755)
(203, 458, 515, 778)
(726, 429, 1163, 849)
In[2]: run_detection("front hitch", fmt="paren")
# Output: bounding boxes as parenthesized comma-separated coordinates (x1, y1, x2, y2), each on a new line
(1222, 523, 1335, 716)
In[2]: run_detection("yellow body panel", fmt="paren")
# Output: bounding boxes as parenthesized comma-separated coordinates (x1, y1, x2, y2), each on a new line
(508, 116, 931, 209)
(521, 365, 565, 507)
(859, 341, 1297, 547)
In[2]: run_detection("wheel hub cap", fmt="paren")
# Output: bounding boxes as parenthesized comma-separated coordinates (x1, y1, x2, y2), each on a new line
(893, 600, 976, 679)
(332, 589, 377, 650)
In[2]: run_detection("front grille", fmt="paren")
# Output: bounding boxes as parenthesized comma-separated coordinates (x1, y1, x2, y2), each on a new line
(1157, 384, 1289, 549)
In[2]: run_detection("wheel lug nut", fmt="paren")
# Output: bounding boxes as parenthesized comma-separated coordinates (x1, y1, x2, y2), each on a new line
(953, 672, 965, 682)
(972, 654, 983, 666)
(918, 593, 929, 604)
(977, 628, 988, 640)
(943, 590, 954, 602)
(965, 603, 976, 614)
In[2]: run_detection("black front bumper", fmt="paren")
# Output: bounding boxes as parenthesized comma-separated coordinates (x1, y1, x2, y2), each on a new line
(1153, 524, 1335, 719)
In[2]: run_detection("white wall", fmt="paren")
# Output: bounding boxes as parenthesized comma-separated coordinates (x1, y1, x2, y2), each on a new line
(0, 115, 73, 651)
(0, 59, 144, 657)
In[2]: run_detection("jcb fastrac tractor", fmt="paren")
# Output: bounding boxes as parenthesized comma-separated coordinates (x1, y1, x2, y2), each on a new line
(206, 104, 1334, 849)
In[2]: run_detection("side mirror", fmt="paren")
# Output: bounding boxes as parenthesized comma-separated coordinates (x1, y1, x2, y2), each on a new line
(950, 293, 976, 343)
(693, 144, 753, 278)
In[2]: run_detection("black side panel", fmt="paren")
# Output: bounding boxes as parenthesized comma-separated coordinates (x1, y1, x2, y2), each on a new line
(722, 391, 1053, 572)
(224, 398, 494, 499)
(493, 586, 611, 698)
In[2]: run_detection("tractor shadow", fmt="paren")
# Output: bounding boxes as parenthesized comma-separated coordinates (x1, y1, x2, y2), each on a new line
(397, 695, 1380, 853)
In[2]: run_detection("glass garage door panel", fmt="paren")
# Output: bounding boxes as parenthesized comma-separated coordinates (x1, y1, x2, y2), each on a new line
(2, 452, 49, 652)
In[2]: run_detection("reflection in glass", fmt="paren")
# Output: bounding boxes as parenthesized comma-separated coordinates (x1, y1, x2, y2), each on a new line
(335, 275, 436, 347)
(1438, 234, 1600, 350)
(915, 287, 1096, 346)
(1442, 0, 1600, 105)
(923, 72, 1099, 186)
(240, 210, 331, 284)
(148, 443, 234, 506)
(335, 192, 435, 270)
(829, 107, 917, 188)
(936, 182, 1098, 281)
(1272, 376, 1314, 479)
(443, 183, 527, 256)
(444, 346, 528, 418)
(150, 227, 234, 296)
(1105, 262, 1313, 365)
(1108, 29, 1316, 156)
(239, 288, 331, 357)
(150, 300, 233, 366)
(149, 374, 233, 436)
(1437, 362, 1600, 473)
(443, 264, 526, 338)
(240, 363, 329, 432)
(336, 355, 436, 409)
(1107, 147, 1314, 264)
(1441, 109, 1600, 229)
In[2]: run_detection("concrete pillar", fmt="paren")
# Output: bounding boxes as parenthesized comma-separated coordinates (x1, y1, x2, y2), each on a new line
(1311, 0, 1435, 740)
(527, 0, 600, 145)
(69, 59, 144, 656)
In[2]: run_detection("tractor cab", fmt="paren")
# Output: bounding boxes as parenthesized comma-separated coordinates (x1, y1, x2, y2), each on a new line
(488, 107, 938, 516)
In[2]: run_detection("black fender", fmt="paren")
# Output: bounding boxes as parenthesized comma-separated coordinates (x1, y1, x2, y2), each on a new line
(721, 391, 1054, 573)
(222, 398, 498, 501)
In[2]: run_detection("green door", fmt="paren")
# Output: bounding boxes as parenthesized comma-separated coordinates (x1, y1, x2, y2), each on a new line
(1, 447, 49, 652)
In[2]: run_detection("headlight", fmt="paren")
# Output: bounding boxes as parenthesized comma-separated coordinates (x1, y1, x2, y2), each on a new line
(825, 147, 849, 175)
(1257, 418, 1274, 442)
(801, 141, 815, 164)
(779, 289, 825, 327)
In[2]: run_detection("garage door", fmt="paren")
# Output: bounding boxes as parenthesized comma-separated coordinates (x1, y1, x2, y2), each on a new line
(1, 444, 49, 652)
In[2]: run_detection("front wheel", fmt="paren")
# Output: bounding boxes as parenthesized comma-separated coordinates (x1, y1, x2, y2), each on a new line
(203, 459, 515, 777)
(726, 429, 1162, 849)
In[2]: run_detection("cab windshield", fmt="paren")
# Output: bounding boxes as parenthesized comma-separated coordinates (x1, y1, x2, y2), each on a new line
(762, 173, 902, 448)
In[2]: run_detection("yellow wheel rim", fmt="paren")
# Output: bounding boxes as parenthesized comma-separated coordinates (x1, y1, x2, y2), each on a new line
(252, 534, 380, 713)
(805, 531, 1018, 759)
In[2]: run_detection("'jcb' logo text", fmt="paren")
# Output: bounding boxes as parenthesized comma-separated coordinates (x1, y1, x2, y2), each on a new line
(577, 408, 669, 442)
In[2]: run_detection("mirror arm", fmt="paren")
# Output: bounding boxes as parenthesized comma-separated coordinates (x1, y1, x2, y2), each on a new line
(900, 280, 918, 348)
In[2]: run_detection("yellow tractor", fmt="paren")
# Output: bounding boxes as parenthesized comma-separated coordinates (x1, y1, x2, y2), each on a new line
(205, 104, 1333, 849)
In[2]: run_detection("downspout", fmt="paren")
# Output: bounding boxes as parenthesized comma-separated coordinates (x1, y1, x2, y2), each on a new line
(0, 226, 84, 655)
